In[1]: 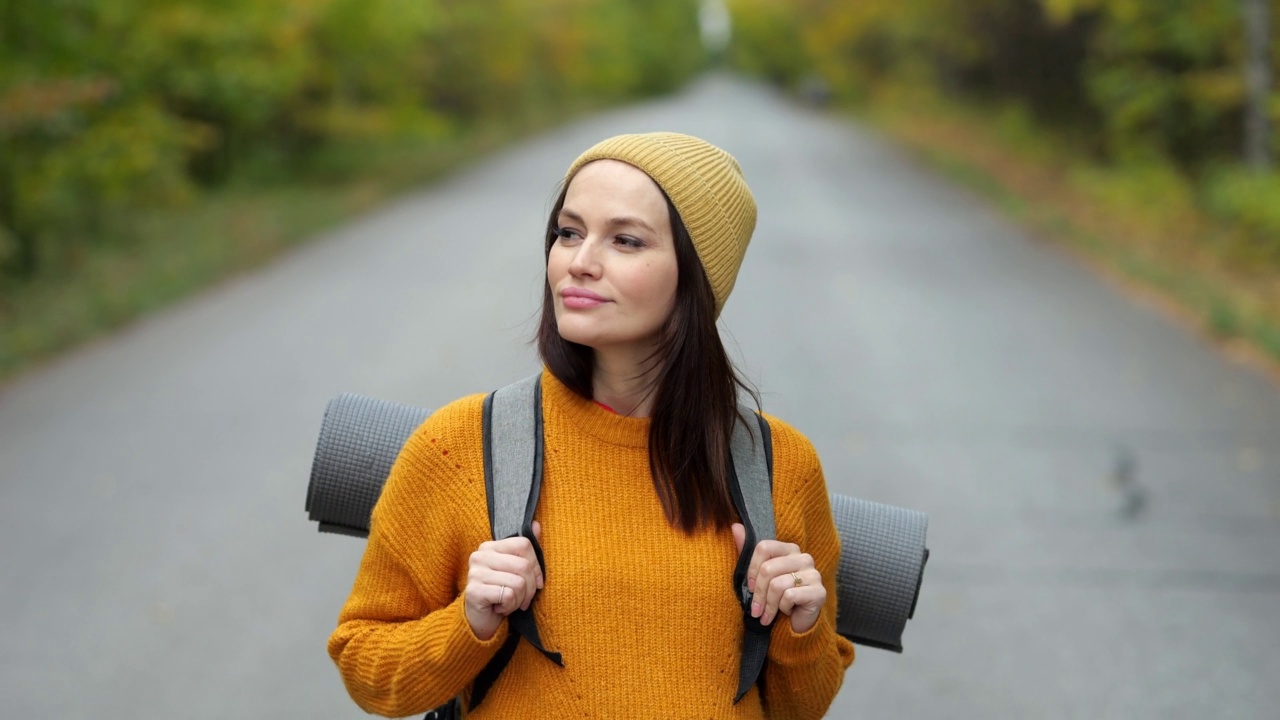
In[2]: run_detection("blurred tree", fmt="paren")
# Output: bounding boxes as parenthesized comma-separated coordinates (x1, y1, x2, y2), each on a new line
(1, 1, 201, 275)
(121, 0, 315, 181)
(726, 0, 809, 88)
(1243, 0, 1272, 170)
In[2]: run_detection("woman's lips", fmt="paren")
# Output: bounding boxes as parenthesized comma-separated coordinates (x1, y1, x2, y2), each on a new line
(561, 287, 608, 309)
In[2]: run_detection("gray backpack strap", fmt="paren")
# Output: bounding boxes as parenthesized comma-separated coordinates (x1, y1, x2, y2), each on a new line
(468, 374, 562, 712)
(728, 406, 775, 703)
(485, 374, 544, 544)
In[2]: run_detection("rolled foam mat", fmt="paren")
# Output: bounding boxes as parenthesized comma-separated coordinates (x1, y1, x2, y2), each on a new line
(306, 393, 431, 537)
(307, 393, 928, 652)
(831, 495, 929, 652)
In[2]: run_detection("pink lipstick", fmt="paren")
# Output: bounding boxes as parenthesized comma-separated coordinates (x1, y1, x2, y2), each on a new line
(561, 286, 608, 309)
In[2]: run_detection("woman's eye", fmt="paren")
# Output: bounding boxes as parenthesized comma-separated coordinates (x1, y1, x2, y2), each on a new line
(615, 235, 644, 249)
(554, 227, 582, 241)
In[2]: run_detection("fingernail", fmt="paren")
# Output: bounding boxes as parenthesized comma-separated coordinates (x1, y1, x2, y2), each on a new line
(747, 576, 755, 592)
(751, 601, 762, 617)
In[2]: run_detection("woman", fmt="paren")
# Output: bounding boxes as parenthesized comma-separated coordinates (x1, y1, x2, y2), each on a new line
(329, 132, 855, 718)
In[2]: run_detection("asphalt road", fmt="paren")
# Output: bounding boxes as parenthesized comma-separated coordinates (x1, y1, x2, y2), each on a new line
(2, 75, 1278, 719)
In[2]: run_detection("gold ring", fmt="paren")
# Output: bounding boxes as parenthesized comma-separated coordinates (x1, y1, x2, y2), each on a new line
(792, 573, 803, 587)
(500, 585, 507, 603)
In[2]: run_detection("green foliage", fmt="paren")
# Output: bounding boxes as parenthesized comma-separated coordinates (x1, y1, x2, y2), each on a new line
(17, 98, 197, 230)
(725, 0, 1279, 246)
(1070, 159, 1198, 220)
(1072, 0, 1247, 164)
(1203, 167, 1280, 260)
(726, 0, 809, 86)
(0, 0, 706, 280)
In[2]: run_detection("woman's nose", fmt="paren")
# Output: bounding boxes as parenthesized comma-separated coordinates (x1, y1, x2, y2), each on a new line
(567, 237, 602, 278)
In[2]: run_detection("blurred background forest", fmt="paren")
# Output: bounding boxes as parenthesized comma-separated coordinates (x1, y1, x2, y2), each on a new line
(1, 0, 1277, 380)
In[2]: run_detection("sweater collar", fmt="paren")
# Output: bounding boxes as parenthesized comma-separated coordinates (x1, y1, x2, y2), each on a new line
(541, 368, 650, 448)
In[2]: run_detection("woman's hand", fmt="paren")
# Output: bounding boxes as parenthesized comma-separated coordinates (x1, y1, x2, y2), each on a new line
(464, 520, 545, 640)
(732, 523, 825, 634)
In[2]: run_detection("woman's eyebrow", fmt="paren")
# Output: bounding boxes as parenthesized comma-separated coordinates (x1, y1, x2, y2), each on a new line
(558, 208, 657, 235)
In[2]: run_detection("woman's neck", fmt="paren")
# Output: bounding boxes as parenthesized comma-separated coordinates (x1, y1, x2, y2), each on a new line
(590, 347, 662, 418)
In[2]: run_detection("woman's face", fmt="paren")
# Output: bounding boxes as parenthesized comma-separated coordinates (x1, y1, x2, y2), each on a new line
(547, 159, 679, 356)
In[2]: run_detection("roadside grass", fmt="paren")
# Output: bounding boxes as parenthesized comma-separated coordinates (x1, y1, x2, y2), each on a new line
(0, 103, 598, 385)
(853, 87, 1280, 378)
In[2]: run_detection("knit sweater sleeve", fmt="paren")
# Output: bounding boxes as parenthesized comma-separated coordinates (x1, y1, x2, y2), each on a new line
(327, 394, 507, 717)
(760, 416, 856, 720)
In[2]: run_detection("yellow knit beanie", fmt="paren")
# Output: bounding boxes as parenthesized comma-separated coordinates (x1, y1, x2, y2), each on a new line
(565, 132, 757, 315)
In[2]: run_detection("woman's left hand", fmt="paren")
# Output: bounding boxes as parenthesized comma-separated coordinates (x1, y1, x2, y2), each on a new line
(732, 523, 826, 634)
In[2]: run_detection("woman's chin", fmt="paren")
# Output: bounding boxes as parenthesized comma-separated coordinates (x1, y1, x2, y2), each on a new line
(555, 317, 661, 353)
(556, 324, 603, 349)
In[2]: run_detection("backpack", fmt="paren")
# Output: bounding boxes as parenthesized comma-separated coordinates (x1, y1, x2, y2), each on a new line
(306, 374, 929, 719)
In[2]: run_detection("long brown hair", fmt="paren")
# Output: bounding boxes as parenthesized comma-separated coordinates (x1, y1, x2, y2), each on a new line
(536, 181, 759, 533)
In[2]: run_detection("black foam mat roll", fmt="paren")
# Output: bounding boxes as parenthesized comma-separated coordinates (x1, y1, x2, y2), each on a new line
(831, 495, 929, 652)
(307, 393, 928, 652)
(306, 393, 430, 536)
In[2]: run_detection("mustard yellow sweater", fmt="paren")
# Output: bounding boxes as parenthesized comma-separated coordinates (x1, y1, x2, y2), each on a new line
(329, 370, 855, 718)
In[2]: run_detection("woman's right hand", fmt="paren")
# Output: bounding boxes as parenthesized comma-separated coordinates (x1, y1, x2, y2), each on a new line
(464, 520, 545, 640)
